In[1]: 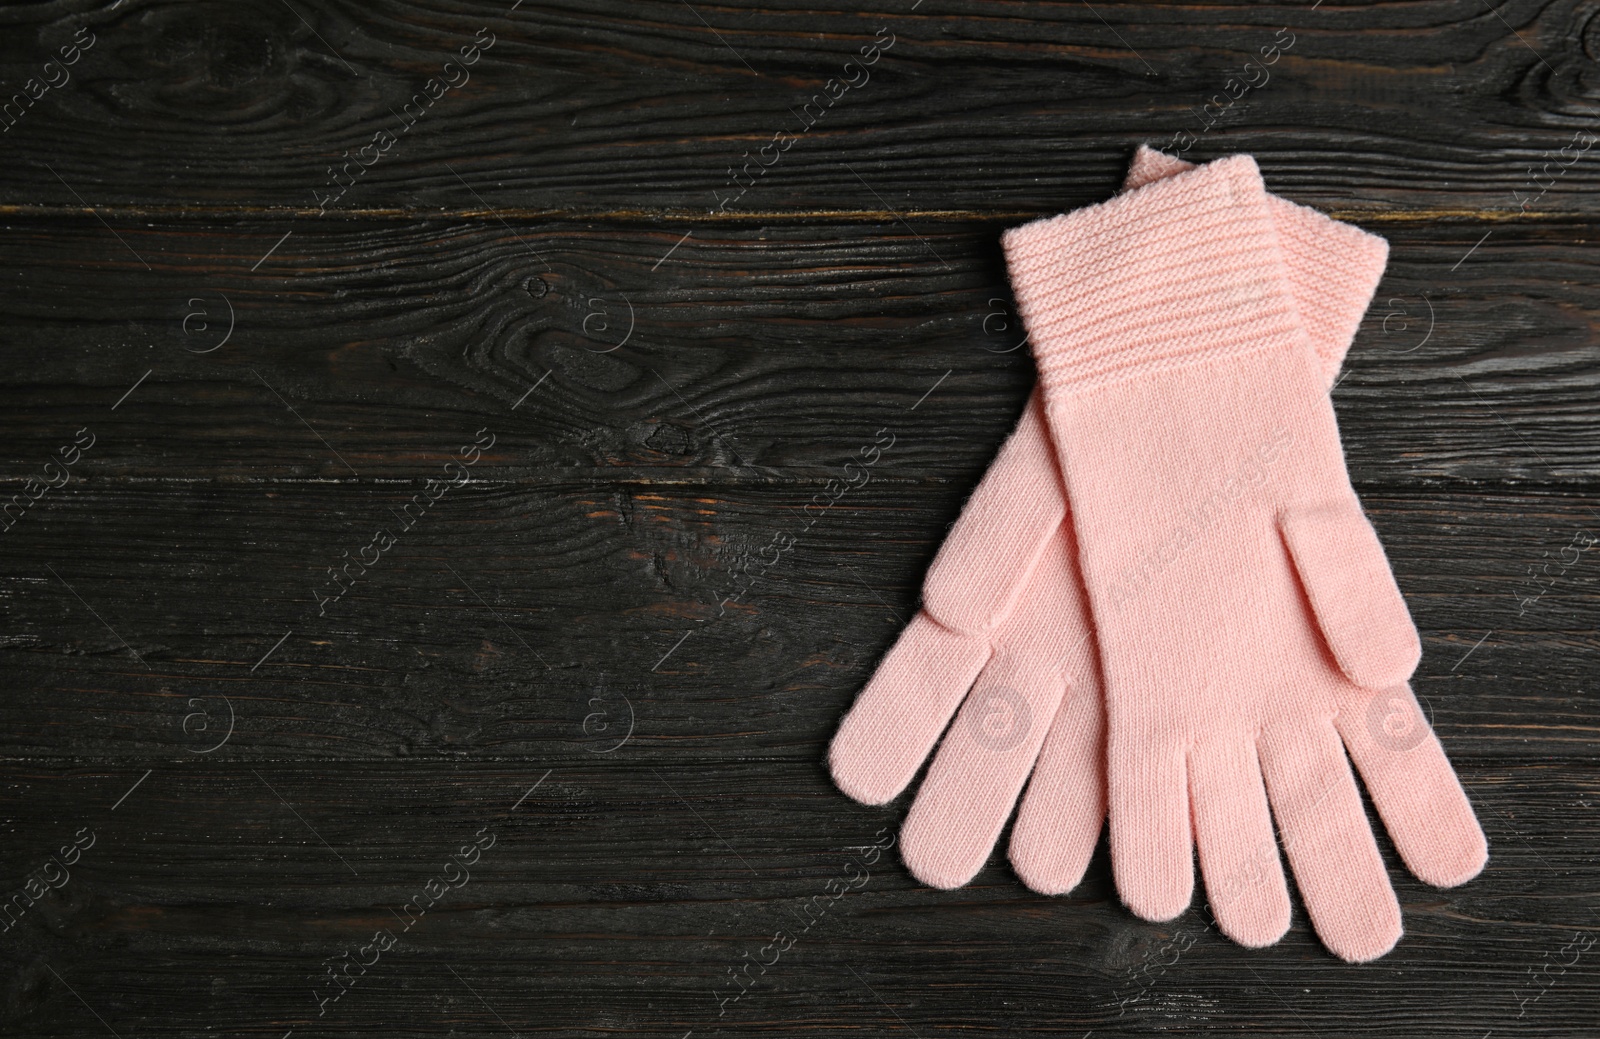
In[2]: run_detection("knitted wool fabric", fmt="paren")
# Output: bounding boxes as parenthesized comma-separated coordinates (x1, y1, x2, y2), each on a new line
(1002, 155, 1485, 962)
(830, 149, 1397, 921)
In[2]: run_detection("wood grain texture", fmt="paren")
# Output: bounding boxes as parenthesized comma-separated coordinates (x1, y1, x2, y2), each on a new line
(0, 485, 1595, 760)
(0, 217, 1596, 485)
(0, 1, 1598, 1037)
(0, 0, 1598, 215)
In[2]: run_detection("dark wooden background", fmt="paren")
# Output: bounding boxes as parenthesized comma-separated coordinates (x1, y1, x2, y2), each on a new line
(1, 1, 1597, 1036)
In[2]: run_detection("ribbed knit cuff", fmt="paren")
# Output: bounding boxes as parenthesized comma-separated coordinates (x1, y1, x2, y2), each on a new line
(1121, 144, 1193, 191)
(1003, 155, 1306, 394)
(1124, 146, 1390, 383)
(1275, 201, 1388, 377)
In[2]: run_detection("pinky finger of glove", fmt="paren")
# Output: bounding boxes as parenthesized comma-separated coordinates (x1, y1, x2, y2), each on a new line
(829, 612, 990, 805)
(1337, 685, 1487, 889)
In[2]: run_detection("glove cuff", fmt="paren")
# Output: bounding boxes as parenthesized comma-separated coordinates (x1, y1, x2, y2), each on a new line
(1121, 146, 1390, 385)
(1003, 155, 1306, 394)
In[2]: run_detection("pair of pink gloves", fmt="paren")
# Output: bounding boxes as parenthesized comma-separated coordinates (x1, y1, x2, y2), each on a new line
(829, 149, 1486, 962)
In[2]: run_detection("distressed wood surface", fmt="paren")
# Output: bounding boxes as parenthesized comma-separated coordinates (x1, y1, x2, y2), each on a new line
(1, 1, 1599, 1038)
(0, 217, 1596, 485)
(0, 0, 1597, 217)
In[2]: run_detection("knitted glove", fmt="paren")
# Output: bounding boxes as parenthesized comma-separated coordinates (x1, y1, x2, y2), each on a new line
(832, 149, 1399, 924)
(1002, 154, 1485, 961)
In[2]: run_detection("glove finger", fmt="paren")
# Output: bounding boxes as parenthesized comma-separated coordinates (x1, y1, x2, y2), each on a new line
(1336, 684, 1487, 888)
(829, 611, 990, 805)
(923, 391, 1065, 633)
(901, 649, 1067, 889)
(1109, 734, 1193, 922)
(1009, 665, 1105, 895)
(1191, 737, 1290, 948)
(1260, 719, 1401, 963)
(1279, 497, 1422, 691)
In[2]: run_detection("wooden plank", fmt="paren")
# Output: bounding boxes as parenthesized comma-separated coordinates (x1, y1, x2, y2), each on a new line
(0, 484, 1592, 760)
(0, 758, 1593, 1037)
(0, 216, 1595, 487)
(0, 1, 1597, 215)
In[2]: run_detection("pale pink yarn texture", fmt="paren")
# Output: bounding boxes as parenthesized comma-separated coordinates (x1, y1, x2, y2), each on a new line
(831, 148, 1484, 964)
(1005, 154, 1485, 962)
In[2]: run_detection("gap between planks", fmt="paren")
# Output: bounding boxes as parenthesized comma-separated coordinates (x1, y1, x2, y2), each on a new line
(0, 203, 1589, 226)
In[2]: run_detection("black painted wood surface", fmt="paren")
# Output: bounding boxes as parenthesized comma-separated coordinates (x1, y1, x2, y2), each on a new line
(1, 2, 1598, 1037)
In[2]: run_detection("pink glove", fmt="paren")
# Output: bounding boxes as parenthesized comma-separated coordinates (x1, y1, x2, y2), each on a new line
(1002, 155, 1485, 962)
(831, 150, 1412, 953)
(829, 403, 1105, 890)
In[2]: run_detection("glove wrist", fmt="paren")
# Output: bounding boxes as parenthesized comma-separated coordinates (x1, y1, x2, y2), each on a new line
(1003, 155, 1305, 394)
